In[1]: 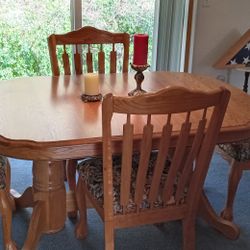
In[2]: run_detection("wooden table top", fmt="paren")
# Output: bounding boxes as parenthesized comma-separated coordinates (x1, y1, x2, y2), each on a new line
(0, 71, 249, 160)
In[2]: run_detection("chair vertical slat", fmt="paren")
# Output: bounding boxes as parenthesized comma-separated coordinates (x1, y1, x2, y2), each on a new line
(123, 35, 130, 73)
(162, 114, 192, 204)
(86, 45, 93, 73)
(102, 93, 115, 220)
(120, 115, 134, 209)
(175, 117, 207, 203)
(98, 44, 105, 74)
(48, 34, 60, 76)
(62, 45, 71, 75)
(110, 44, 117, 73)
(134, 116, 153, 208)
(148, 121, 173, 204)
(74, 45, 82, 75)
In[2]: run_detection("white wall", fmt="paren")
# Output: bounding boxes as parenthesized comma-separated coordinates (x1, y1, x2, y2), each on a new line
(192, 0, 250, 89)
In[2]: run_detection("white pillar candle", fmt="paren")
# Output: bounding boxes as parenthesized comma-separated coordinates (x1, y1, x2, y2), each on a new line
(84, 73, 100, 96)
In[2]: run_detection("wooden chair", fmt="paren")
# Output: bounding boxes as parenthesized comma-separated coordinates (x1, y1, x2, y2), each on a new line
(0, 156, 17, 250)
(48, 26, 130, 76)
(47, 26, 130, 217)
(75, 86, 230, 250)
(218, 141, 250, 221)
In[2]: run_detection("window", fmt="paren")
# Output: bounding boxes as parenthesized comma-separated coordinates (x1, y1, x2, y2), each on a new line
(0, 0, 192, 79)
(0, 0, 155, 79)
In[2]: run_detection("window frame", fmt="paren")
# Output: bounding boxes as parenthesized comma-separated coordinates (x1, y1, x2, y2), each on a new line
(70, 0, 82, 30)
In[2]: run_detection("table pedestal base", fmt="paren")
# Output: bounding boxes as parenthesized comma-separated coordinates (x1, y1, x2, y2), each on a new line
(15, 161, 66, 250)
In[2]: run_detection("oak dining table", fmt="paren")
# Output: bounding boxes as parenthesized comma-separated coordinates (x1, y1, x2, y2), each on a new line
(0, 71, 250, 249)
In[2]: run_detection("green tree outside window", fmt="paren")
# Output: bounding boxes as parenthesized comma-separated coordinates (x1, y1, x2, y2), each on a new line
(0, 0, 155, 80)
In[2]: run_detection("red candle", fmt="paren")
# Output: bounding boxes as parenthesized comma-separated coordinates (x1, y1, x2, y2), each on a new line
(133, 34, 149, 66)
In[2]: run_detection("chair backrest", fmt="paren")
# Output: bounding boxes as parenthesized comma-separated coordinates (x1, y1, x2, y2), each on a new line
(48, 26, 130, 76)
(102, 86, 230, 221)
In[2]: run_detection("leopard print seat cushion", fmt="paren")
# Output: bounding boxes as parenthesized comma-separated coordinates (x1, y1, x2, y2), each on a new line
(0, 156, 7, 189)
(77, 151, 173, 215)
(218, 139, 250, 162)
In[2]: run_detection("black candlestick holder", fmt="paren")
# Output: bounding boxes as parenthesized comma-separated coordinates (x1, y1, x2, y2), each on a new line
(128, 63, 150, 96)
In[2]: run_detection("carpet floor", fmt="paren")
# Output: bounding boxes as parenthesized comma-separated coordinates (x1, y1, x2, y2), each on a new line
(0, 152, 250, 250)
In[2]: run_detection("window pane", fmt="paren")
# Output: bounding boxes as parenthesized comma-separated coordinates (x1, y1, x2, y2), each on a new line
(82, 0, 155, 70)
(0, 0, 71, 80)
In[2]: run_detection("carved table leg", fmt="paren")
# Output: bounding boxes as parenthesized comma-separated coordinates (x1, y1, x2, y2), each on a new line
(220, 160, 243, 221)
(198, 191, 240, 240)
(66, 159, 78, 219)
(13, 187, 34, 208)
(75, 179, 87, 239)
(22, 160, 66, 250)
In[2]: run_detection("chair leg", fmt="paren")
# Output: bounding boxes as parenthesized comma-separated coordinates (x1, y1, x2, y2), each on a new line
(221, 160, 243, 221)
(0, 158, 17, 250)
(66, 159, 78, 218)
(182, 217, 195, 250)
(0, 190, 17, 250)
(104, 221, 115, 250)
(75, 179, 87, 239)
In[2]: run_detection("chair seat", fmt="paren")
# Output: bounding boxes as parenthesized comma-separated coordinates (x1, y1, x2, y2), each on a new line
(0, 156, 7, 189)
(77, 151, 173, 215)
(218, 139, 250, 162)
